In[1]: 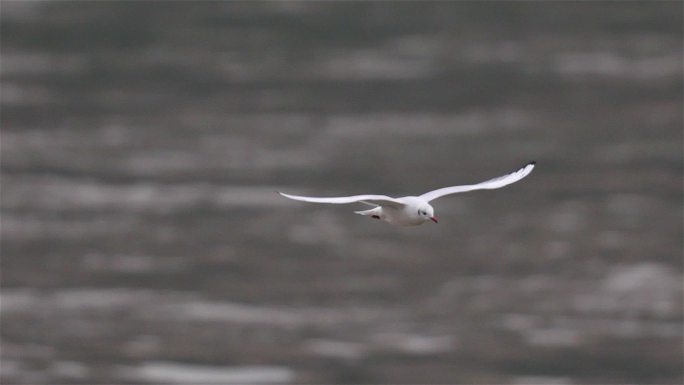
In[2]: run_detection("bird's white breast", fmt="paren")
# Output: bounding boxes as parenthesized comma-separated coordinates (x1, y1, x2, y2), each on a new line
(382, 197, 427, 226)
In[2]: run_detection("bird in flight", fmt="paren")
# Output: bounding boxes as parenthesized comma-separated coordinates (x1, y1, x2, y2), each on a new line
(279, 161, 535, 226)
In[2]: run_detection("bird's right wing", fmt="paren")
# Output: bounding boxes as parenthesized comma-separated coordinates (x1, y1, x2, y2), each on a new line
(278, 192, 405, 208)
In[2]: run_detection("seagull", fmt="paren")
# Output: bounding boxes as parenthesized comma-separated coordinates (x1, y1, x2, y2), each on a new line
(279, 161, 535, 226)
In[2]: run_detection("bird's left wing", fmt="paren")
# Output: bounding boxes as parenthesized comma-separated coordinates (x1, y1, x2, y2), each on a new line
(419, 161, 536, 202)
(278, 192, 405, 207)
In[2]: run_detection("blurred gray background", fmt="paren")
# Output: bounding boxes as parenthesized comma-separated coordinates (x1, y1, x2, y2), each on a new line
(1, 1, 682, 384)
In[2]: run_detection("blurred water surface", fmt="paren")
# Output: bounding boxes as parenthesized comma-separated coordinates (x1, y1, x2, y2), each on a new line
(1, 2, 682, 384)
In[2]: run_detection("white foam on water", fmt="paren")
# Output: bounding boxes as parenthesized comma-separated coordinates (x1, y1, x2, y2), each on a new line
(555, 52, 681, 79)
(122, 361, 295, 384)
(325, 109, 533, 139)
(165, 300, 390, 327)
(371, 333, 455, 355)
(524, 328, 582, 347)
(0, 289, 164, 313)
(49, 361, 89, 379)
(512, 375, 574, 385)
(304, 339, 366, 359)
(2, 176, 289, 211)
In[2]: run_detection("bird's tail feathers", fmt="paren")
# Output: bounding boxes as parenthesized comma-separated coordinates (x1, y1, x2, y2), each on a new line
(354, 208, 380, 216)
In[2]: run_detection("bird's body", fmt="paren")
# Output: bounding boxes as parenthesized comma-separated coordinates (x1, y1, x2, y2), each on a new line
(352, 196, 431, 226)
(279, 161, 535, 227)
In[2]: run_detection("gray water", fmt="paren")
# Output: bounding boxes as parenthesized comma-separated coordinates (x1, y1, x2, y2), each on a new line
(1, 2, 682, 384)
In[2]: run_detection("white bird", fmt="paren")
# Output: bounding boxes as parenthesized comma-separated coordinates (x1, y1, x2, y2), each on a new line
(279, 161, 535, 226)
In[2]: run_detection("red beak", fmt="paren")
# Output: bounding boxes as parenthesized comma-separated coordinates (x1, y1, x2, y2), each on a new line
(430, 216, 438, 223)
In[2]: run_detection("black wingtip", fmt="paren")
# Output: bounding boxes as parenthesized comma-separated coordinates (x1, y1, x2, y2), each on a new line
(529, 160, 536, 166)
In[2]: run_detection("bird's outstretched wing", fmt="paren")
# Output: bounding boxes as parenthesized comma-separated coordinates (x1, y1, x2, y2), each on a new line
(419, 161, 536, 202)
(278, 192, 405, 207)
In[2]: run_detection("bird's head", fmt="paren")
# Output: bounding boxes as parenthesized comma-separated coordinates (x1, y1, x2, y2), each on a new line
(417, 204, 438, 223)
